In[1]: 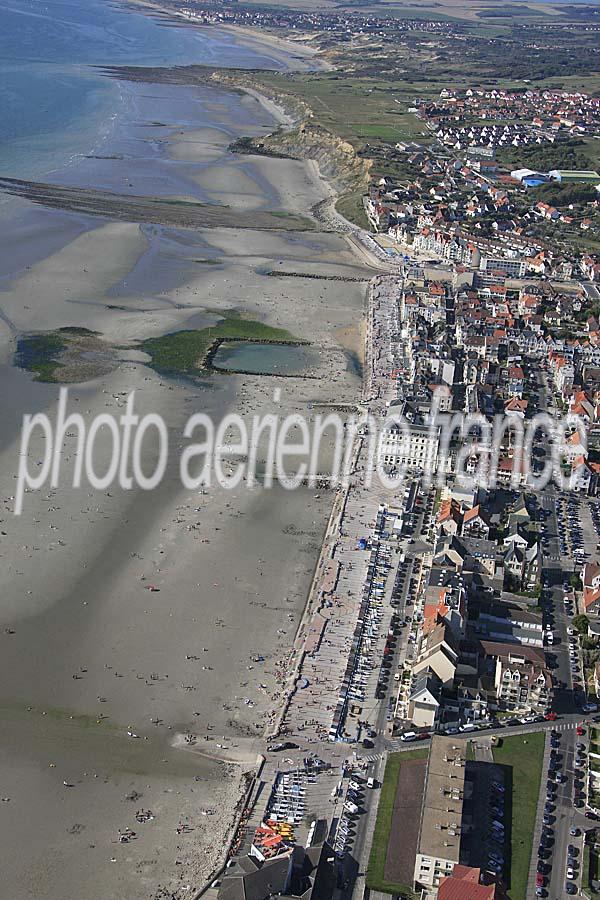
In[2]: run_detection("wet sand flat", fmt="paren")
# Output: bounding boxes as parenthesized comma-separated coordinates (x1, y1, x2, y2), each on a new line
(0, 26, 374, 900)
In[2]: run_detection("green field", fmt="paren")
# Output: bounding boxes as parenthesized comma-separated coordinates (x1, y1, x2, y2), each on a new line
(354, 124, 405, 141)
(366, 749, 427, 897)
(493, 732, 545, 900)
(254, 72, 432, 149)
(335, 187, 371, 229)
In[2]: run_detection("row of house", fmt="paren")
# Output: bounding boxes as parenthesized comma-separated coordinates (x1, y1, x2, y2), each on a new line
(403, 493, 551, 733)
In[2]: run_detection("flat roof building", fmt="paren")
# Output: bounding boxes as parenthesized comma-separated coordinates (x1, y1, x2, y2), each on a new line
(548, 169, 600, 183)
(414, 736, 466, 894)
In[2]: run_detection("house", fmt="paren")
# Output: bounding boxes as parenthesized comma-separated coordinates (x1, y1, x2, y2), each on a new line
(434, 535, 469, 571)
(506, 364, 525, 396)
(571, 456, 592, 493)
(535, 201, 560, 221)
(461, 505, 491, 539)
(451, 678, 490, 724)
(503, 523, 529, 550)
(408, 667, 443, 729)
(583, 562, 600, 613)
(504, 544, 526, 581)
(414, 621, 459, 687)
(473, 606, 544, 647)
(584, 562, 600, 592)
(438, 498, 463, 536)
(429, 382, 453, 412)
(507, 495, 530, 527)
(434, 535, 497, 577)
(570, 390, 595, 423)
(585, 587, 600, 614)
(581, 256, 600, 282)
(461, 537, 498, 577)
(219, 842, 337, 900)
(422, 603, 451, 638)
(551, 355, 574, 397)
(493, 448, 528, 487)
(425, 570, 467, 638)
(504, 541, 540, 591)
(438, 866, 507, 900)
(523, 543, 541, 590)
(493, 660, 547, 718)
(565, 430, 588, 461)
(504, 396, 528, 419)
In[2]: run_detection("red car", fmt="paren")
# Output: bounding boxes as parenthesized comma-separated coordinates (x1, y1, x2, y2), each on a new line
(545, 712, 557, 721)
(536, 873, 545, 887)
(577, 725, 585, 736)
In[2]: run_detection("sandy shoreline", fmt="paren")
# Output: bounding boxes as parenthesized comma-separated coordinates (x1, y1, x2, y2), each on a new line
(124, 0, 329, 72)
(216, 23, 332, 72)
(0, 16, 376, 900)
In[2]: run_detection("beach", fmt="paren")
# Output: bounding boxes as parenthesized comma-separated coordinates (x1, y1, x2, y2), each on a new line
(0, 15, 374, 900)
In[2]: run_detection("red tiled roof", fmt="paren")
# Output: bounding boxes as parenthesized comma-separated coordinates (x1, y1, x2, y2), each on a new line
(584, 586, 600, 611)
(438, 866, 501, 900)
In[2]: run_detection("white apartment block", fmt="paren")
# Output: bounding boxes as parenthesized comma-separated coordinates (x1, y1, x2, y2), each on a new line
(479, 255, 526, 278)
(379, 422, 441, 474)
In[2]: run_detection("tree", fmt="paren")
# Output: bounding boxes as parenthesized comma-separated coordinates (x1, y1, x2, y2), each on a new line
(572, 614, 590, 635)
(570, 573, 583, 591)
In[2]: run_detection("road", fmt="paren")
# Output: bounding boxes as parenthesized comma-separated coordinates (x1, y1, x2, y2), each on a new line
(526, 362, 592, 899)
(538, 489, 577, 707)
(543, 726, 589, 900)
(343, 480, 437, 900)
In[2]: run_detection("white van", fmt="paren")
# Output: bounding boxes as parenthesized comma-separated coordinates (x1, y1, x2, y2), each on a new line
(401, 731, 417, 742)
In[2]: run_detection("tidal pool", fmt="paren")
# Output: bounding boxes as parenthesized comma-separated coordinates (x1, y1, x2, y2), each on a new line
(211, 341, 317, 376)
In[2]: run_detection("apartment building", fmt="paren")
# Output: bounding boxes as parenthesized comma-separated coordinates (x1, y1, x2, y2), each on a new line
(414, 737, 467, 895)
(481, 641, 552, 713)
(379, 421, 441, 474)
(479, 256, 526, 279)
(414, 621, 460, 688)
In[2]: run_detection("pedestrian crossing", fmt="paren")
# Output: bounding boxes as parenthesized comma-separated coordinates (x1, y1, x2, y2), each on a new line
(360, 752, 385, 763)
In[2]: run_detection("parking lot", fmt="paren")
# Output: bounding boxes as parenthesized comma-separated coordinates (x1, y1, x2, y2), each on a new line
(555, 495, 600, 564)
(531, 726, 592, 898)
(462, 760, 508, 880)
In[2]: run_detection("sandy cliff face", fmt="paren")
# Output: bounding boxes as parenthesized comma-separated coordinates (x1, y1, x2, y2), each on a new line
(210, 70, 371, 198)
(272, 122, 370, 193)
